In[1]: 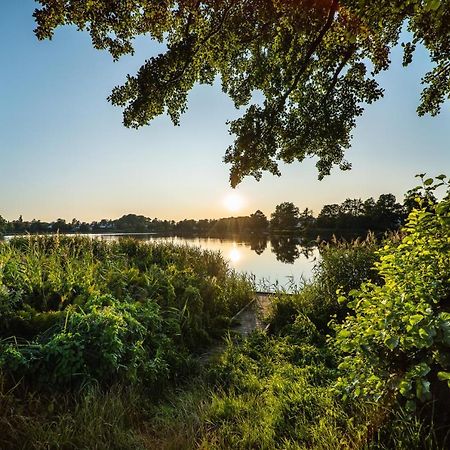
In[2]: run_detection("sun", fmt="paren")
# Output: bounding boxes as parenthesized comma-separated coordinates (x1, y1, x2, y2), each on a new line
(223, 192, 244, 213)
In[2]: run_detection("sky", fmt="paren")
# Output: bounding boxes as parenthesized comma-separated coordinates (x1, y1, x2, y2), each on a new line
(1, 1, 449, 222)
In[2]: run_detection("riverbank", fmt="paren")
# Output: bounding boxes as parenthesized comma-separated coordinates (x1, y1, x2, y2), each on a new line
(1, 193, 449, 450)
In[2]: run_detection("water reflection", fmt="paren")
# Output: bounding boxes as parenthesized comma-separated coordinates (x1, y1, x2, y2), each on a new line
(229, 244, 241, 263)
(248, 235, 268, 255)
(92, 233, 319, 288)
(270, 236, 315, 264)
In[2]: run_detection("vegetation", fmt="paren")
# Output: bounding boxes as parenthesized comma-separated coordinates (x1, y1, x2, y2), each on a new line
(0, 237, 253, 391)
(333, 175, 450, 411)
(1, 176, 449, 449)
(3, 192, 405, 239)
(34, 1, 450, 185)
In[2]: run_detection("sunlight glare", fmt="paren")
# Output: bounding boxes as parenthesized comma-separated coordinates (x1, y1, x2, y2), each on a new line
(224, 192, 245, 213)
(229, 245, 241, 264)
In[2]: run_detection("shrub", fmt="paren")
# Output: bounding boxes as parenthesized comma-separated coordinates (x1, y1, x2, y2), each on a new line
(270, 234, 380, 334)
(333, 175, 450, 410)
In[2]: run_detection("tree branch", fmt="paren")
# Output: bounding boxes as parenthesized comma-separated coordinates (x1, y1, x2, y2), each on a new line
(323, 45, 357, 102)
(279, 0, 340, 107)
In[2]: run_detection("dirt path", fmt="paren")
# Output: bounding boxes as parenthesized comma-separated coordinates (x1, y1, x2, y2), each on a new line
(231, 294, 271, 336)
(198, 293, 272, 364)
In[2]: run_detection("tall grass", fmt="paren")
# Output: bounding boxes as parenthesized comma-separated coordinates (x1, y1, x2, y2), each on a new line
(1, 234, 447, 449)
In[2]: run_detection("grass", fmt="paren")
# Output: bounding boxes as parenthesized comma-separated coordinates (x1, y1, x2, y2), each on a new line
(0, 233, 448, 449)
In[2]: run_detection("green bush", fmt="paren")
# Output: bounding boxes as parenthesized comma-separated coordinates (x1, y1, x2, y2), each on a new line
(333, 176, 450, 410)
(270, 235, 380, 334)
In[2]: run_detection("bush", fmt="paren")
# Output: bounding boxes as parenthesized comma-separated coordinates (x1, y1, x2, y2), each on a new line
(333, 176, 450, 410)
(270, 235, 380, 334)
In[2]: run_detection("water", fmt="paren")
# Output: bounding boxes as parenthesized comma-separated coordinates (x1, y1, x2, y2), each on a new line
(4, 233, 319, 291)
(90, 234, 319, 291)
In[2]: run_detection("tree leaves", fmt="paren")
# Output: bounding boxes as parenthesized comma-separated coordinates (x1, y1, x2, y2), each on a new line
(33, 1, 450, 185)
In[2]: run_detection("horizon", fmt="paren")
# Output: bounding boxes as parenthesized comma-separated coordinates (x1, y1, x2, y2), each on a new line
(3, 188, 407, 224)
(1, 1, 450, 223)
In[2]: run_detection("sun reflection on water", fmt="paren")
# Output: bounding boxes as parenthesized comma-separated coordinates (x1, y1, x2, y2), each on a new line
(228, 244, 241, 264)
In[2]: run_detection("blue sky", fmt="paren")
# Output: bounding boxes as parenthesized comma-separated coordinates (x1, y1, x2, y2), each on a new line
(1, 1, 449, 222)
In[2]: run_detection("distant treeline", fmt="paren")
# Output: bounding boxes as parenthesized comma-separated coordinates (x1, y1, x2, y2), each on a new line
(0, 192, 415, 238)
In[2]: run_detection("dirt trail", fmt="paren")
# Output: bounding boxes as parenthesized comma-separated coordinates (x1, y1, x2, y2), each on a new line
(231, 294, 271, 337)
(198, 294, 272, 364)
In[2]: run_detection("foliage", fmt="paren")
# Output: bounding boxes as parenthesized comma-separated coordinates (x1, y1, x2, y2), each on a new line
(249, 209, 269, 233)
(0, 236, 253, 389)
(333, 175, 450, 410)
(0, 216, 6, 237)
(202, 332, 365, 449)
(270, 202, 300, 232)
(1, 209, 449, 448)
(34, 1, 450, 185)
(270, 234, 380, 333)
(316, 193, 405, 232)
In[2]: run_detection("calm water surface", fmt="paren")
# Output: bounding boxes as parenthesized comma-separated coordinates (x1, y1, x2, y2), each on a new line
(93, 234, 319, 291)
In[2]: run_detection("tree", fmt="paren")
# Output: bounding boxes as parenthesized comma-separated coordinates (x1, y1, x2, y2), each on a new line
(271, 202, 300, 231)
(33, 1, 450, 186)
(298, 208, 316, 230)
(372, 193, 404, 230)
(316, 204, 341, 229)
(0, 215, 6, 236)
(249, 210, 269, 233)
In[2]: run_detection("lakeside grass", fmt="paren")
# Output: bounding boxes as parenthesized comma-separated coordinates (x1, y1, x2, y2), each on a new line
(0, 226, 449, 449)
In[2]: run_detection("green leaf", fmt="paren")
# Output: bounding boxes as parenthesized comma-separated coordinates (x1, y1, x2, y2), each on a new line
(385, 336, 399, 350)
(409, 314, 424, 326)
(405, 400, 416, 412)
(416, 379, 431, 402)
(425, 0, 441, 11)
(399, 380, 412, 396)
(338, 329, 352, 338)
(423, 178, 434, 186)
(437, 371, 450, 381)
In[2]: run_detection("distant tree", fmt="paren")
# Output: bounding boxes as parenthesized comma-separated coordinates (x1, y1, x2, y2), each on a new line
(52, 218, 70, 233)
(176, 219, 198, 234)
(11, 215, 27, 234)
(79, 222, 91, 233)
(34, 1, 450, 186)
(71, 218, 81, 230)
(338, 198, 365, 228)
(316, 204, 341, 229)
(249, 210, 269, 233)
(340, 198, 365, 217)
(115, 214, 150, 232)
(271, 202, 300, 232)
(29, 219, 44, 233)
(298, 208, 316, 230)
(373, 194, 404, 230)
(0, 215, 6, 236)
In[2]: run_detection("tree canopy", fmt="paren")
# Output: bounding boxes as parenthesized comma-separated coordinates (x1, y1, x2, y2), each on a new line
(34, 0, 450, 186)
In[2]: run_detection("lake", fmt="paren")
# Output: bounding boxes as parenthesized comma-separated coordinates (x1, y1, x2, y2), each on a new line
(3, 233, 320, 291)
(88, 234, 320, 291)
